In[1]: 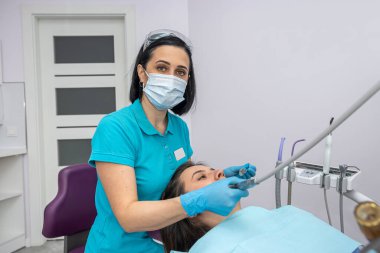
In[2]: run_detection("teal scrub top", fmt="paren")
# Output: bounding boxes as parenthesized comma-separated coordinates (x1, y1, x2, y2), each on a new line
(85, 99, 193, 253)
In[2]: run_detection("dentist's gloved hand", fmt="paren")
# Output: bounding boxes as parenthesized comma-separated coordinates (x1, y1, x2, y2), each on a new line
(180, 177, 249, 217)
(224, 163, 256, 179)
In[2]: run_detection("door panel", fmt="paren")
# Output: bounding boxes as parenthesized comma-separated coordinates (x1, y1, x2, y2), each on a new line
(57, 139, 92, 166)
(55, 87, 116, 115)
(54, 35, 115, 64)
(38, 17, 127, 202)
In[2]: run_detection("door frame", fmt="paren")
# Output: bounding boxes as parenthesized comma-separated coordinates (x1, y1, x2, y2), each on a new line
(22, 5, 136, 246)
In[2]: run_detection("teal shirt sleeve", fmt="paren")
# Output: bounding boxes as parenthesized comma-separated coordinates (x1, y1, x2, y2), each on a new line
(89, 115, 137, 168)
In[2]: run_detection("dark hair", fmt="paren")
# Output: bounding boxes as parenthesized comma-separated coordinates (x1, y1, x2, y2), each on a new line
(129, 36, 196, 115)
(160, 161, 209, 253)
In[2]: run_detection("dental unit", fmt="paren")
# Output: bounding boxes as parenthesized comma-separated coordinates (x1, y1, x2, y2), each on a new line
(229, 80, 380, 193)
(229, 80, 380, 250)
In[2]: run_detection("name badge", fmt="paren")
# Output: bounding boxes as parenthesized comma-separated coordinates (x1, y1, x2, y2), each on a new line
(174, 147, 186, 161)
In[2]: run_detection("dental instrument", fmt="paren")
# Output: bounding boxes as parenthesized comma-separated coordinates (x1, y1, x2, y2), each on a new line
(323, 118, 334, 175)
(324, 187, 332, 225)
(229, 80, 380, 190)
(228, 179, 255, 190)
(287, 139, 305, 205)
(338, 165, 348, 232)
(224, 164, 255, 179)
(322, 117, 334, 225)
(239, 168, 247, 177)
(275, 137, 286, 208)
(337, 165, 361, 233)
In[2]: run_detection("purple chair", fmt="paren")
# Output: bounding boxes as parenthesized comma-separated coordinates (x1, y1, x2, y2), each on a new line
(42, 163, 97, 253)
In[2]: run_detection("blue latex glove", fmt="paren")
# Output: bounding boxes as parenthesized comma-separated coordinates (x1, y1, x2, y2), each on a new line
(180, 177, 249, 217)
(224, 163, 256, 179)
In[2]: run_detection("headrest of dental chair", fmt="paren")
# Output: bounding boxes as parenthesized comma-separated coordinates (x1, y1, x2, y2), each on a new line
(148, 230, 162, 242)
(42, 163, 97, 238)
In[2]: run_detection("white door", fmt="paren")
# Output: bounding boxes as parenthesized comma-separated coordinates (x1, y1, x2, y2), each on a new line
(37, 17, 128, 202)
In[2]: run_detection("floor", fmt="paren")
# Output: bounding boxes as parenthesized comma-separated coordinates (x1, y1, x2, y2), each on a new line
(15, 240, 63, 253)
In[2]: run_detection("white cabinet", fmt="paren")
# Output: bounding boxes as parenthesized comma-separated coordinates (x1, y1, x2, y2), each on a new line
(0, 77, 27, 252)
(0, 41, 27, 252)
(0, 149, 26, 253)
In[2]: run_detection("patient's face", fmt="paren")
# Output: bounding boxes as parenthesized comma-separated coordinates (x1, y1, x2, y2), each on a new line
(180, 165, 241, 228)
(180, 165, 225, 192)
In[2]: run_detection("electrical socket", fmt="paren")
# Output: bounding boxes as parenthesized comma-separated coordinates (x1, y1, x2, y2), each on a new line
(7, 126, 18, 137)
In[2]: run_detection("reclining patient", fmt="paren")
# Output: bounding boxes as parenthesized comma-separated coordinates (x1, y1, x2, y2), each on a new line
(160, 161, 361, 253)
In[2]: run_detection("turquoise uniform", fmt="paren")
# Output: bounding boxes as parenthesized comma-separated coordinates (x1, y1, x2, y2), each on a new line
(85, 99, 193, 253)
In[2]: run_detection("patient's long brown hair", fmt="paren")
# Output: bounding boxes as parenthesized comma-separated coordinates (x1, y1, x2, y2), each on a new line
(160, 161, 210, 253)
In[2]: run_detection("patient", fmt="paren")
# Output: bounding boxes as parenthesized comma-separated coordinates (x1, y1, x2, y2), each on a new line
(160, 161, 361, 253)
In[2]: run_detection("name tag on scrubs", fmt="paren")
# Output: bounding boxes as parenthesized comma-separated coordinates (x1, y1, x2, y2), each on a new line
(174, 148, 185, 161)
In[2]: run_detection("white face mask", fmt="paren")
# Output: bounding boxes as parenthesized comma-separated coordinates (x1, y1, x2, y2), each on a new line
(143, 71, 187, 110)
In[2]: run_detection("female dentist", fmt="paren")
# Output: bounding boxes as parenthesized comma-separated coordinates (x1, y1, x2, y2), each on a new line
(85, 29, 256, 253)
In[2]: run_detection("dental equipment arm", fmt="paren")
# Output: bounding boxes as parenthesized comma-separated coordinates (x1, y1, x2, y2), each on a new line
(344, 190, 374, 204)
(231, 80, 380, 190)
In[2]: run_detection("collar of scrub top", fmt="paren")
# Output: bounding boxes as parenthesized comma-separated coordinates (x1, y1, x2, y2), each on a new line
(132, 99, 174, 136)
(143, 29, 193, 52)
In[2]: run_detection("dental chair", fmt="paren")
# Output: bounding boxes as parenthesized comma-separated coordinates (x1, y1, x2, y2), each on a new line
(42, 163, 97, 253)
(42, 163, 163, 253)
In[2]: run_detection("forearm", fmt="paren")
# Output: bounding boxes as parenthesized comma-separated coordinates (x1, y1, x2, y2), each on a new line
(96, 162, 189, 233)
(116, 196, 188, 232)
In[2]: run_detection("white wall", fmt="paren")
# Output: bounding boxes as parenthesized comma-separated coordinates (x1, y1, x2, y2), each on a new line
(189, 0, 380, 244)
(0, 0, 190, 246)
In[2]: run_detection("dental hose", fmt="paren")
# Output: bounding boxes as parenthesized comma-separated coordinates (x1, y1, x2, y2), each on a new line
(323, 117, 334, 226)
(287, 183, 292, 205)
(287, 139, 306, 205)
(324, 188, 332, 225)
(275, 138, 286, 208)
(340, 191, 344, 233)
(338, 165, 357, 233)
(275, 176, 282, 208)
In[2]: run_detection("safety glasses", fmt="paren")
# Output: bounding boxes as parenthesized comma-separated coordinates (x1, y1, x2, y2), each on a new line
(143, 29, 192, 52)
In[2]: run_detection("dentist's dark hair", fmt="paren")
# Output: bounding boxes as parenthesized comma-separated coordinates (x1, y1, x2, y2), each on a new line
(160, 161, 209, 253)
(129, 36, 196, 115)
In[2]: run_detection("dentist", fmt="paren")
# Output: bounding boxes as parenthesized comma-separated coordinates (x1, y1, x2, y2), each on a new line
(85, 29, 256, 253)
